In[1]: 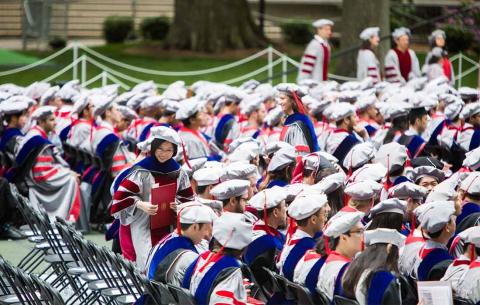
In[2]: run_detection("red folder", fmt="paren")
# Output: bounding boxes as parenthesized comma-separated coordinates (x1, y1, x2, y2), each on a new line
(150, 182, 177, 230)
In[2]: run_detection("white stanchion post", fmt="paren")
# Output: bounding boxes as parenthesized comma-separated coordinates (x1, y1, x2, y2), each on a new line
(458, 52, 463, 88)
(268, 45, 273, 84)
(102, 71, 108, 86)
(72, 41, 78, 80)
(282, 54, 287, 83)
(81, 55, 87, 85)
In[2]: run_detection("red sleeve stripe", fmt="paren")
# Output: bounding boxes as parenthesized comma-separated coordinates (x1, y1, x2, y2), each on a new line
(33, 168, 58, 182)
(120, 179, 140, 194)
(301, 69, 312, 74)
(32, 166, 54, 173)
(385, 66, 395, 71)
(367, 67, 377, 71)
(304, 54, 317, 60)
(303, 61, 315, 67)
(385, 73, 397, 78)
(111, 198, 135, 214)
(215, 290, 246, 305)
(36, 156, 53, 162)
(113, 155, 126, 161)
(113, 190, 136, 200)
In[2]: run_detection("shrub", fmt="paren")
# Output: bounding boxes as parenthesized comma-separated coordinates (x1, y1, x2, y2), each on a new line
(140, 17, 170, 41)
(442, 25, 473, 53)
(280, 21, 313, 45)
(103, 16, 134, 43)
(49, 36, 66, 50)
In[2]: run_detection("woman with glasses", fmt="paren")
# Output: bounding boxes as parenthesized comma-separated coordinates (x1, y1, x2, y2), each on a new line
(110, 126, 194, 269)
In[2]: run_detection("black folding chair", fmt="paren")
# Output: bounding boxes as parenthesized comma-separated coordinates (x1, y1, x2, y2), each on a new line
(334, 295, 360, 305)
(150, 281, 176, 305)
(167, 284, 196, 305)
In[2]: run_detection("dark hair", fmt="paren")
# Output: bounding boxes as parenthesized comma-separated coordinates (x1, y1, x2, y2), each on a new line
(384, 115, 409, 144)
(466, 192, 480, 202)
(4, 111, 26, 124)
(180, 223, 205, 231)
(162, 110, 176, 117)
(211, 238, 243, 257)
(368, 213, 404, 232)
(258, 205, 278, 219)
(221, 196, 242, 208)
(408, 107, 428, 126)
(427, 227, 444, 239)
(428, 54, 442, 65)
(196, 184, 209, 195)
(342, 243, 400, 298)
(328, 188, 345, 216)
(151, 138, 178, 158)
(316, 234, 343, 257)
(259, 163, 294, 190)
(181, 111, 199, 128)
(361, 39, 372, 50)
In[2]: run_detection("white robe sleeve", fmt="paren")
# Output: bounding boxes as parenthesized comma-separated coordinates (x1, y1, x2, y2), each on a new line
(357, 50, 380, 82)
(384, 50, 404, 83)
(298, 40, 324, 82)
(209, 269, 247, 305)
(409, 49, 421, 79)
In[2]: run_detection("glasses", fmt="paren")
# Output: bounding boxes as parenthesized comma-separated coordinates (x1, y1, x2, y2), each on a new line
(156, 148, 174, 154)
(348, 229, 365, 235)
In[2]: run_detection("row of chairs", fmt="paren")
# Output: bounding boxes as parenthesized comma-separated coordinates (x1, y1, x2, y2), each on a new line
(62, 143, 104, 171)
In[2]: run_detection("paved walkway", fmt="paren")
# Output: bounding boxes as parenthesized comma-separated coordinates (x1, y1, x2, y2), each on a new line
(0, 38, 105, 50)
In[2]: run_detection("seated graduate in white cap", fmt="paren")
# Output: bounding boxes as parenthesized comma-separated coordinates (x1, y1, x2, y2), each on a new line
(389, 181, 428, 234)
(157, 98, 180, 129)
(315, 211, 364, 301)
(110, 126, 194, 268)
(176, 98, 215, 161)
(357, 27, 381, 82)
(184, 212, 253, 305)
(14, 106, 84, 222)
(456, 173, 480, 233)
(342, 141, 375, 174)
(192, 167, 223, 214)
(275, 84, 319, 154)
(324, 102, 367, 165)
(410, 164, 445, 195)
(311, 170, 346, 215)
(342, 180, 382, 215)
(259, 145, 296, 190)
(238, 94, 266, 139)
(258, 106, 283, 145)
(373, 142, 412, 193)
(144, 202, 216, 285)
(355, 95, 381, 137)
(211, 91, 243, 153)
(67, 94, 94, 154)
(210, 179, 251, 214)
(115, 105, 137, 144)
(292, 151, 336, 185)
(297, 18, 334, 82)
(457, 102, 480, 152)
(277, 192, 330, 281)
(342, 229, 411, 305)
(396, 105, 430, 158)
(414, 200, 456, 281)
(453, 227, 480, 303)
(441, 226, 480, 295)
(0, 100, 31, 169)
(384, 27, 421, 84)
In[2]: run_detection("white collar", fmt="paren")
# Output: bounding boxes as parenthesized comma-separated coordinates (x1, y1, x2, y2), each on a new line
(314, 35, 328, 45)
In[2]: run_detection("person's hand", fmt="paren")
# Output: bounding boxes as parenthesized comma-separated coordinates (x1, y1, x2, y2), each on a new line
(353, 124, 368, 139)
(169, 201, 177, 212)
(70, 171, 80, 183)
(137, 201, 158, 215)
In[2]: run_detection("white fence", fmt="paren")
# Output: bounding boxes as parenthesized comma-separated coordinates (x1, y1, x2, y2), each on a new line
(0, 42, 478, 90)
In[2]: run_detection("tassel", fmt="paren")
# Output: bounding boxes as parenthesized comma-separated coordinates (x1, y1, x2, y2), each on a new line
(286, 217, 297, 244)
(383, 154, 393, 191)
(291, 157, 305, 184)
(181, 142, 192, 169)
(198, 228, 235, 273)
(291, 90, 306, 114)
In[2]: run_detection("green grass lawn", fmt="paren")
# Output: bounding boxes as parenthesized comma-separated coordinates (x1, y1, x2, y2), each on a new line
(0, 42, 478, 89)
(0, 49, 40, 66)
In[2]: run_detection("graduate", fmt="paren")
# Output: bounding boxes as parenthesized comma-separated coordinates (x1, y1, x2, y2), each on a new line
(144, 202, 216, 285)
(0, 100, 30, 168)
(457, 102, 480, 152)
(343, 180, 382, 214)
(384, 27, 421, 83)
(357, 27, 381, 82)
(410, 164, 445, 193)
(210, 179, 251, 214)
(355, 95, 380, 137)
(212, 92, 242, 153)
(454, 227, 480, 303)
(456, 173, 480, 233)
(14, 106, 83, 222)
(396, 105, 429, 158)
(185, 212, 253, 305)
(276, 83, 319, 153)
(191, 167, 224, 214)
(297, 19, 334, 82)
(125, 93, 159, 143)
(110, 126, 194, 268)
(277, 192, 330, 281)
(259, 145, 296, 189)
(373, 142, 412, 194)
(423, 29, 455, 84)
(67, 94, 94, 153)
(238, 94, 266, 139)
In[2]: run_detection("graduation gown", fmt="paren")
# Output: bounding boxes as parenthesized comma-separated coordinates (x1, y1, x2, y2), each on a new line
(357, 49, 381, 82)
(144, 233, 199, 286)
(186, 251, 247, 305)
(397, 128, 427, 158)
(212, 114, 240, 152)
(415, 240, 453, 281)
(111, 156, 194, 269)
(456, 202, 480, 234)
(67, 119, 93, 152)
(355, 270, 402, 305)
(126, 117, 158, 143)
(276, 229, 316, 281)
(0, 127, 23, 167)
(317, 251, 351, 301)
(15, 126, 82, 221)
(243, 220, 284, 268)
(178, 127, 211, 160)
(456, 259, 480, 303)
(440, 255, 471, 294)
(399, 229, 425, 278)
(280, 113, 319, 153)
(384, 48, 421, 83)
(298, 35, 330, 82)
(325, 128, 361, 165)
(293, 250, 326, 295)
(457, 123, 480, 152)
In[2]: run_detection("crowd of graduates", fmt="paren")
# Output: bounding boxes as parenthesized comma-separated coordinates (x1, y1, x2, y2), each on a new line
(0, 21, 479, 305)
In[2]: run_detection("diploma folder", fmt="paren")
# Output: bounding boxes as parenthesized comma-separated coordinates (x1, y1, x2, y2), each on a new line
(150, 182, 176, 230)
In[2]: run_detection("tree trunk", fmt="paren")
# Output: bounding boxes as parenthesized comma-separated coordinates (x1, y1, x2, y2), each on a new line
(335, 0, 390, 77)
(165, 0, 267, 53)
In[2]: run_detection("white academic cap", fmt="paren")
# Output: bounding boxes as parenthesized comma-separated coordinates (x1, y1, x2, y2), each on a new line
(193, 167, 223, 186)
(115, 91, 136, 106)
(56, 83, 79, 101)
(459, 87, 479, 100)
(161, 99, 180, 113)
(459, 172, 480, 196)
(324, 211, 364, 238)
(364, 228, 406, 248)
(24, 82, 51, 100)
(0, 100, 30, 116)
(264, 106, 284, 127)
(425, 178, 459, 203)
(349, 163, 387, 183)
(288, 192, 328, 220)
(40, 86, 60, 105)
(222, 162, 258, 181)
(239, 79, 260, 92)
(175, 97, 202, 120)
(311, 171, 346, 194)
(463, 146, 480, 171)
(0, 83, 24, 95)
(359, 27, 380, 40)
(182, 157, 207, 178)
(302, 152, 334, 171)
(275, 83, 305, 96)
(419, 200, 455, 234)
(117, 105, 137, 120)
(91, 95, 115, 117)
(163, 81, 188, 101)
(382, 101, 412, 120)
(140, 95, 163, 111)
(460, 102, 480, 120)
(355, 94, 377, 111)
(345, 180, 383, 201)
(213, 212, 252, 250)
(325, 102, 356, 122)
(31, 106, 56, 121)
(249, 186, 286, 210)
(0, 91, 12, 103)
(178, 202, 217, 224)
(264, 141, 292, 156)
(410, 165, 445, 183)
(392, 27, 411, 40)
(343, 142, 376, 170)
(149, 126, 182, 147)
(389, 182, 428, 200)
(71, 93, 90, 115)
(373, 142, 408, 173)
(444, 99, 464, 120)
(458, 226, 480, 247)
(131, 81, 157, 94)
(370, 198, 407, 217)
(127, 93, 151, 110)
(4, 95, 36, 108)
(241, 93, 264, 116)
(228, 137, 258, 153)
(267, 146, 296, 172)
(312, 19, 334, 28)
(210, 179, 250, 200)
